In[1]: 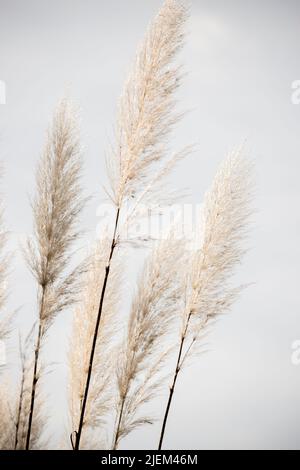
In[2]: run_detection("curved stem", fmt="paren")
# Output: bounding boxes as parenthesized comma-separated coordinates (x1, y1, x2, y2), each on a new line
(158, 312, 191, 450)
(25, 318, 43, 450)
(15, 338, 26, 450)
(113, 396, 126, 450)
(74, 207, 120, 450)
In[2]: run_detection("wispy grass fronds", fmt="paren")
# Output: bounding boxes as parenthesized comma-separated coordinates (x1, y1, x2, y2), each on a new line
(14, 327, 44, 450)
(181, 152, 253, 357)
(74, 0, 188, 450)
(26, 99, 85, 329)
(69, 237, 122, 449)
(0, 350, 41, 451)
(25, 98, 86, 449)
(158, 151, 253, 449)
(113, 236, 186, 449)
(16, 372, 46, 450)
(0, 379, 15, 450)
(107, 0, 188, 211)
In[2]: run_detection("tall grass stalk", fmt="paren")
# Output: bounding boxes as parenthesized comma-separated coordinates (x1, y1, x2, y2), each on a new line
(73, 0, 188, 450)
(158, 152, 253, 449)
(25, 99, 85, 449)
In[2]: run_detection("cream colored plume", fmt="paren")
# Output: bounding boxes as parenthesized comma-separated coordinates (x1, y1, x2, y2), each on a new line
(107, 0, 188, 210)
(113, 236, 186, 449)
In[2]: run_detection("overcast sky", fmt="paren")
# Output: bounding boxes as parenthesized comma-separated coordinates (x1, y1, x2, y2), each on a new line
(0, 0, 300, 450)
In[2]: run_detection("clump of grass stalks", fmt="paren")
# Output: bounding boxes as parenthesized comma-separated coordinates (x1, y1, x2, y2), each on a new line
(0, 0, 254, 451)
(71, 0, 188, 450)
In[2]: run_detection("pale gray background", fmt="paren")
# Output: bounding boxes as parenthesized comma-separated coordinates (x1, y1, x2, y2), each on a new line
(0, 0, 300, 450)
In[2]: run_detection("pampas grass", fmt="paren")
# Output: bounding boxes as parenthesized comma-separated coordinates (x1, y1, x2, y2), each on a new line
(0, 332, 36, 450)
(14, 326, 47, 450)
(24, 98, 86, 449)
(0, 0, 254, 451)
(158, 151, 253, 449)
(69, 237, 122, 449)
(73, 0, 188, 450)
(113, 237, 186, 449)
(108, 0, 188, 209)
(0, 379, 15, 450)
